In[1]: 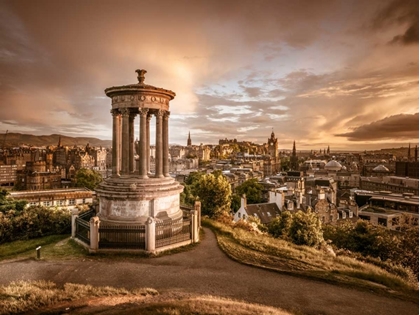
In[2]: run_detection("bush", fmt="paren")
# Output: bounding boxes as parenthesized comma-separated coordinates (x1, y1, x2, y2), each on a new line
(323, 220, 419, 279)
(267, 210, 324, 247)
(0, 206, 71, 244)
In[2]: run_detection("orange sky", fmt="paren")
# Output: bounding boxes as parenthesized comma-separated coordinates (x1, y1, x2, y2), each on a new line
(0, 0, 418, 150)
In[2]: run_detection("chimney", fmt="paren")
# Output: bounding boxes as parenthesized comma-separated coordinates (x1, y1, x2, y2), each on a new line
(318, 188, 325, 200)
(269, 191, 283, 210)
(241, 194, 247, 209)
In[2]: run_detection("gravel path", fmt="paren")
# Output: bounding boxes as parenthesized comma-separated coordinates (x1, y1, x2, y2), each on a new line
(0, 228, 418, 315)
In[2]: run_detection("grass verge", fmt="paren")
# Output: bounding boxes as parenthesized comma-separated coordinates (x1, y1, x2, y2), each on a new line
(0, 235, 89, 261)
(0, 281, 291, 315)
(203, 218, 418, 302)
(0, 280, 158, 315)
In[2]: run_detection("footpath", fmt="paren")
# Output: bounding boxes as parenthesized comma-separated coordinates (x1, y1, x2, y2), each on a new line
(0, 228, 418, 315)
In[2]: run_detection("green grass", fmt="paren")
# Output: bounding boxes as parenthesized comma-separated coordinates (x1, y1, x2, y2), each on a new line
(0, 235, 88, 261)
(203, 218, 419, 301)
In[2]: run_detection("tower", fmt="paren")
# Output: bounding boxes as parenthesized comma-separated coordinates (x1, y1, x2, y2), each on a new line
(187, 131, 192, 147)
(267, 130, 278, 159)
(290, 141, 298, 171)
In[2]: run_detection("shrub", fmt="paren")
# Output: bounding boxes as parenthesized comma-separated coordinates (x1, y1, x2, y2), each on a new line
(0, 206, 71, 244)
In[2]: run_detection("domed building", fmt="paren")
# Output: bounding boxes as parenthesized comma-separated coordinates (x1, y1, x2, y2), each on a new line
(325, 159, 342, 172)
(372, 165, 390, 173)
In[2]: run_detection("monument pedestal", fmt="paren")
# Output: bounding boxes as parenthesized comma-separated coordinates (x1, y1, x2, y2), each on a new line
(95, 176, 184, 225)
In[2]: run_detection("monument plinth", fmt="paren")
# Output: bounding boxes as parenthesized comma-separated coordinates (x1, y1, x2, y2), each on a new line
(96, 70, 183, 225)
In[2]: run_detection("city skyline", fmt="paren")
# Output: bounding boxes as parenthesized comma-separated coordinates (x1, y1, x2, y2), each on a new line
(0, 0, 418, 150)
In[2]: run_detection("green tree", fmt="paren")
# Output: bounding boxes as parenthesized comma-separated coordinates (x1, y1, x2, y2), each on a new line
(74, 168, 103, 190)
(267, 210, 293, 239)
(192, 172, 232, 218)
(289, 209, 324, 246)
(234, 178, 264, 204)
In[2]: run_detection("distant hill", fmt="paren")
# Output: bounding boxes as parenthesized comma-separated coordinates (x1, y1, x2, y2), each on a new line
(0, 133, 112, 148)
(367, 146, 417, 159)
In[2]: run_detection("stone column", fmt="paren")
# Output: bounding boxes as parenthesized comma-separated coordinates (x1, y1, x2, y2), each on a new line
(194, 200, 201, 229)
(145, 217, 156, 252)
(89, 216, 100, 253)
(163, 111, 170, 177)
(139, 108, 149, 178)
(190, 210, 199, 243)
(155, 110, 164, 178)
(111, 110, 121, 176)
(129, 113, 135, 173)
(146, 114, 152, 175)
(71, 209, 79, 238)
(121, 108, 130, 175)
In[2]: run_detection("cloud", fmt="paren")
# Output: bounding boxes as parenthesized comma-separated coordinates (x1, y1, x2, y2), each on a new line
(335, 113, 419, 141)
(371, 0, 419, 45)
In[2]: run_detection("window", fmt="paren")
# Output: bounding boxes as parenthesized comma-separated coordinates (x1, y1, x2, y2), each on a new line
(69, 199, 75, 205)
(378, 218, 387, 227)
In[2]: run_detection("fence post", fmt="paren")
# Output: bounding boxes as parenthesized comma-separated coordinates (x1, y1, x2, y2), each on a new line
(89, 216, 100, 253)
(71, 209, 79, 238)
(190, 210, 199, 243)
(194, 200, 201, 229)
(146, 217, 156, 252)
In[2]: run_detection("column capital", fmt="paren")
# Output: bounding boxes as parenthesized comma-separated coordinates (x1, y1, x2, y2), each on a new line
(155, 109, 164, 118)
(110, 109, 120, 116)
(163, 111, 170, 120)
(120, 108, 130, 117)
(139, 108, 149, 117)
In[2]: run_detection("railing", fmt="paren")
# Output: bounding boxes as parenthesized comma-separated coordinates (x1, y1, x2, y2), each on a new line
(155, 217, 191, 248)
(79, 209, 96, 220)
(75, 217, 90, 245)
(99, 224, 146, 249)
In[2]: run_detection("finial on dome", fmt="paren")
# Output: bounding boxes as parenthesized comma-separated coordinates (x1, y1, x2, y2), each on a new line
(135, 69, 147, 84)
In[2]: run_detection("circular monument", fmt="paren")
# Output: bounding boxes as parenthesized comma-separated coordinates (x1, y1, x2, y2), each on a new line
(95, 69, 184, 225)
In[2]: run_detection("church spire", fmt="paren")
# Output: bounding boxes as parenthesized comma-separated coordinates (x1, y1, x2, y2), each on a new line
(187, 131, 192, 146)
(408, 143, 411, 159)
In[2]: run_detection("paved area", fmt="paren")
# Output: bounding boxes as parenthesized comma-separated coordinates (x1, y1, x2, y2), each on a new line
(0, 229, 418, 315)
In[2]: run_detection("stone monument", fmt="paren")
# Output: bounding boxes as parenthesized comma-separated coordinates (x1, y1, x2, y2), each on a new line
(95, 69, 184, 225)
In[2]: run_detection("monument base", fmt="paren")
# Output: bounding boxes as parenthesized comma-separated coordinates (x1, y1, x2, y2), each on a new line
(95, 176, 184, 225)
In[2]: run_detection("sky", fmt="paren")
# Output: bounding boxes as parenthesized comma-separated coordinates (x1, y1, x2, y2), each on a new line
(0, 0, 418, 151)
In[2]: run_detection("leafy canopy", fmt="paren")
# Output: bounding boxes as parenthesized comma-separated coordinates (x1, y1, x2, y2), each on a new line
(75, 168, 103, 190)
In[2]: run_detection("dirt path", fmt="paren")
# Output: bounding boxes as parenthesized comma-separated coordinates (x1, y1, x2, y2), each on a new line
(1, 229, 418, 315)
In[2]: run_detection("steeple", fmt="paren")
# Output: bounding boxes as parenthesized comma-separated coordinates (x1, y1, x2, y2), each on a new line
(58, 135, 62, 148)
(290, 140, 298, 171)
(415, 145, 418, 162)
(187, 131, 192, 146)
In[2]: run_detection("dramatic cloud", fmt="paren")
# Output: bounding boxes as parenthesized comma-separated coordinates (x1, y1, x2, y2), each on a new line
(0, 0, 417, 150)
(371, 0, 419, 45)
(335, 113, 419, 141)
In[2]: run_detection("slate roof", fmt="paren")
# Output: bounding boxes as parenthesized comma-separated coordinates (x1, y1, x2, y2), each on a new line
(244, 203, 281, 225)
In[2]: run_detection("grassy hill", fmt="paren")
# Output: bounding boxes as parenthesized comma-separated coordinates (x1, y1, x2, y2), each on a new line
(0, 133, 111, 148)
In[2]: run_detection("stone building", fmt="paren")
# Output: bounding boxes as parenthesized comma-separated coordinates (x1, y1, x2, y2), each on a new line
(10, 188, 93, 210)
(16, 161, 61, 191)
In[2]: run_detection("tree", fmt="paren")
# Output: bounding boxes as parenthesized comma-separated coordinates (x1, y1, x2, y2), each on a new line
(267, 211, 293, 239)
(74, 168, 103, 190)
(289, 209, 324, 246)
(191, 172, 232, 218)
(234, 178, 264, 204)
